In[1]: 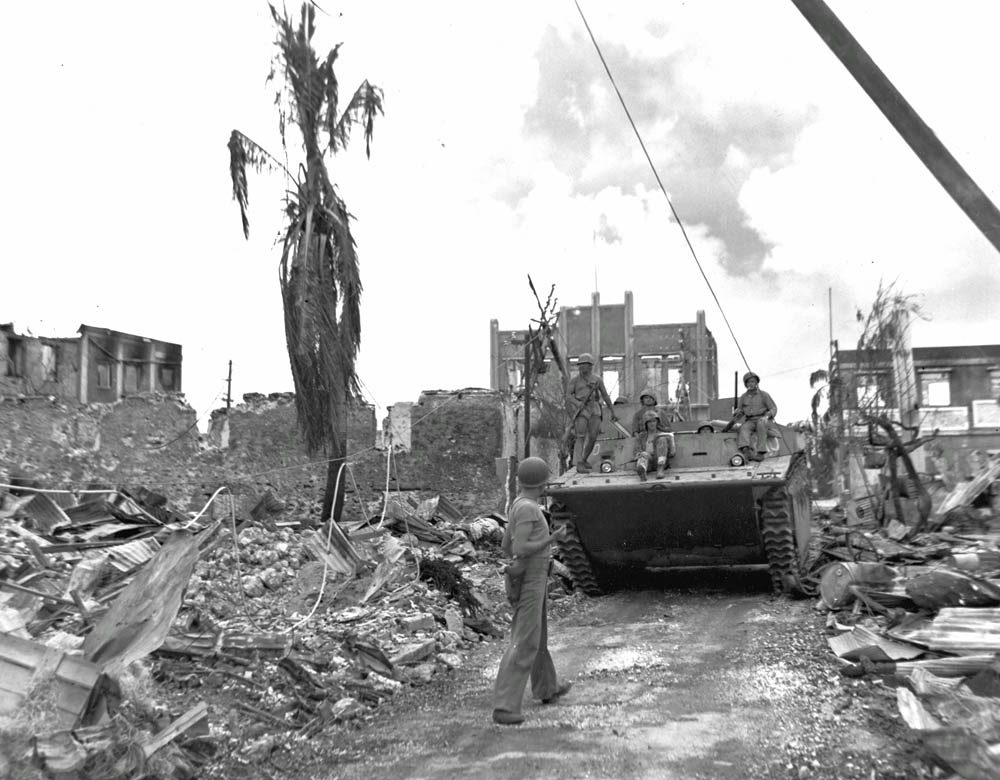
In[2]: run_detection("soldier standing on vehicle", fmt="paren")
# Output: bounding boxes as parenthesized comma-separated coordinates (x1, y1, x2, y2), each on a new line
(565, 353, 617, 473)
(723, 372, 777, 462)
(492, 457, 573, 725)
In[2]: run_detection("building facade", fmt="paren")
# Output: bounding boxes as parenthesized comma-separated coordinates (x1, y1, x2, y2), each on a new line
(1, 323, 182, 403)
(833, 343, 1000, 483)
(835, 344, 1000, 435)
(490, 292, 719, 419)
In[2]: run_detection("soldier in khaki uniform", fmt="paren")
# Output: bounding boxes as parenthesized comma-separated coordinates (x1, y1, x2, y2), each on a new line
(492, 457, 573, 725)
(631, 388, 676, 480)
(723, 372, 778, 462)
(565, 353, 617, 473)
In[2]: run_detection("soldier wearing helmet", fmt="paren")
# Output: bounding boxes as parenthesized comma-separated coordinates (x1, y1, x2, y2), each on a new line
(722, 371, 778, 462)
(493, 457, 572, 725)
(630, 388, 677, 480)
(565, 353, 617, 473)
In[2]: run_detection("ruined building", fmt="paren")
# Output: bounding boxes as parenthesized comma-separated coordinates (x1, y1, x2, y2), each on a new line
(489, 292, 719, 420)
(1, 324, 182, 402)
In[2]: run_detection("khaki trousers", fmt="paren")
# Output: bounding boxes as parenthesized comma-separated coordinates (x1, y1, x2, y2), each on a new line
(738, 417, 770, 452)
(493, 557, 559, 714)
(572, 413, 601, 467)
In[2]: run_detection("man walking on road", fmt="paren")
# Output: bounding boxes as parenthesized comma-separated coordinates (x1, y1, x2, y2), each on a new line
(492, 456, 573, 725)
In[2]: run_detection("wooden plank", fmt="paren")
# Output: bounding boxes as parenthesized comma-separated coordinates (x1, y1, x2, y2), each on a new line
(141, 702, 209, 758)
(55, 656, 105, 689)
(0, 634, 101, 727)
(0, 580, 79, 607)
(0, 665, 36, 697)
(0, 632, 52, 668)
(31, 647, 64, 685)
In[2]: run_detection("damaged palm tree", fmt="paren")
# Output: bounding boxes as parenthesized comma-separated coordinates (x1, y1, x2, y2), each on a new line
(815, 281, 933, 533)
(228, 3, 383, 523)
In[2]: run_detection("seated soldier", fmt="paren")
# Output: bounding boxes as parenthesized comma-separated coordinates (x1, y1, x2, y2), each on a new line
(722, 371, 777, 462)
(632, 388, 675, 480)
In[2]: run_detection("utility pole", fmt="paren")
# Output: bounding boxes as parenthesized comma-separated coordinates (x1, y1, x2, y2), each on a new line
(225, 360, 233, 415)
(523, 339, 532, 459)
(790, 0, 1000, 254)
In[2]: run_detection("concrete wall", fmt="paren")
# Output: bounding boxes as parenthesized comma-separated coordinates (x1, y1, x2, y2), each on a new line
(0, 388, 513, 523)
(0, 393, 202, 502)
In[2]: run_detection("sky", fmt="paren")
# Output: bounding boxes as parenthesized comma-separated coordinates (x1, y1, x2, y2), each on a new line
(3, 1, 999, 429)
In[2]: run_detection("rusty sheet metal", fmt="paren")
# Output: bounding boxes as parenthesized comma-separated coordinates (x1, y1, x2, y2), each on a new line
(103, 536, 162, 572)
(108, 493, 165, 526)
(64, 499, 118, 525)
(23, 494, 73, 534)
(159, 629, 290, 658)
(83, 531, 198, 674)
(828, 625, 925, 661)
(71, 523, 152, 543)
(888, 607, 1000, 653)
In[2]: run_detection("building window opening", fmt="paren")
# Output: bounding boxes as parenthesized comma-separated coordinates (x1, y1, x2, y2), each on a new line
(124, 363, 142, 393)
(6, 339, 23, 377)
(160, 365, 176, 391)
(96, 361, 112, 389)
(40, 344, 57, 382)
(641, 356, 664, 400)
(601, 357, 624, 400)
(505, 359, 524, 394)
(920, 370, 951, 407)
(990, 368, 1000, 399)
(856, 371, 894, 410)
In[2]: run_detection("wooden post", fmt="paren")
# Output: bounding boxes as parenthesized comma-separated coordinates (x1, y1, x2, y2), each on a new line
(523, 339, 531, 459)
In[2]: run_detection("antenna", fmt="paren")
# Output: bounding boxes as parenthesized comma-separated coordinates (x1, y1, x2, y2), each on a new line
(592, 229, 599, 295)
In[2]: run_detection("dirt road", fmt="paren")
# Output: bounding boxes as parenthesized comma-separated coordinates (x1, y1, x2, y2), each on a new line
(287, 569, 928, 780)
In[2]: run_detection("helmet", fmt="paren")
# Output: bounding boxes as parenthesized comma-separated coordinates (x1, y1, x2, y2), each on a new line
(516, 456, 550, 487)
(743, 372, 760, 386)
(577, 353, 594, 365)
(642, 410, 659, 424)
(638, 387, 658, 404)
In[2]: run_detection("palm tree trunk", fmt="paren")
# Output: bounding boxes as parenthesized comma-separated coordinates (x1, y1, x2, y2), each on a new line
(321, 380, 348, 523)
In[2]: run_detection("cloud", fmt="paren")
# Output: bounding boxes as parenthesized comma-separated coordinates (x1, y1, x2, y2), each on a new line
(519, 22, 812, 277)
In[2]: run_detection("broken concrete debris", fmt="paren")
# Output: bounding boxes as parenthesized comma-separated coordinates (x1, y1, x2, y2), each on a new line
(816, 451, 1000, 778)
(0, 478, 533, 777)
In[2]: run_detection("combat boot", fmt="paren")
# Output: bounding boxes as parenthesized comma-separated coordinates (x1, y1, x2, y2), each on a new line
(636, 461, 647, 481)
(655, 456, 666, 479)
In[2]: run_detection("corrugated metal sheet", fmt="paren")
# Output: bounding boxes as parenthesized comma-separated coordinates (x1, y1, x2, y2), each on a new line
(23, 494, 72, 533)
(64, 500, 117, 524)
(104, 537, 162, 572)
(889, 607, 1000, 653)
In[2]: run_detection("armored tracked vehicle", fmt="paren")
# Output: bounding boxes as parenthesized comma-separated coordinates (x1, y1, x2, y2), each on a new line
(546, 404, 812, 596)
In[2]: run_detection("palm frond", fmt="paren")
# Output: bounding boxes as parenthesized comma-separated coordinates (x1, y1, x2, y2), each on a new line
(228, 129, 291, 238)
(809, 369, 828, 388)
(331, 80, 384, 157)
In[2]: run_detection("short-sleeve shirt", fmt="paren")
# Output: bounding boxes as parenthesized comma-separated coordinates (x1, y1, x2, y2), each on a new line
(501, 496, 549, 560)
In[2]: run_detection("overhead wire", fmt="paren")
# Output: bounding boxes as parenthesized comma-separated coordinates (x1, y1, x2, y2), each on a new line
(573, 0, 751, 372)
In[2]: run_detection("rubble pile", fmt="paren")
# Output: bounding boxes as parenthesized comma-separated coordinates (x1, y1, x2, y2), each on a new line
(0, 482, 538, 779)
(816, 453, 1000, 779)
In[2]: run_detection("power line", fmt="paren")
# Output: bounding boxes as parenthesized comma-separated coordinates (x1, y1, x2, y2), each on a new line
(573, 1, 750, 372)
